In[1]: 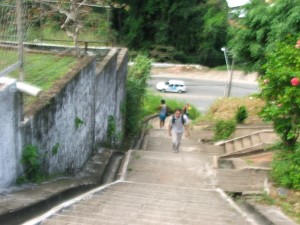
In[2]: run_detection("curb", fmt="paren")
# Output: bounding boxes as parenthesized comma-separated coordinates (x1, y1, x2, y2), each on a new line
(216, 188, 260, 225)
(0, 182, 98, 225)
(241, 200, 275, 225)
(23, 181, 120, 225)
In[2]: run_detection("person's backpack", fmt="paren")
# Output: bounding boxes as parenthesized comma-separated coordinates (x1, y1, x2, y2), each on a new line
(172, 115, 186, 125)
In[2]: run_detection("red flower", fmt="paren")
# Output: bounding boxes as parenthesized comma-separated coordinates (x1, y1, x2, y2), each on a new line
(291, 77, 300, 86)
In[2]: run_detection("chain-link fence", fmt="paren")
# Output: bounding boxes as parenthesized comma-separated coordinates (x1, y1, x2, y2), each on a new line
(0, 0, 110, 85)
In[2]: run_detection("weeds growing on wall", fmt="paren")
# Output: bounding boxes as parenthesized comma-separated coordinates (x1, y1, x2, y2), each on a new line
(21, 145, 43, 182)
(52, 143, 60, 156)
(75, 117, 84, 129)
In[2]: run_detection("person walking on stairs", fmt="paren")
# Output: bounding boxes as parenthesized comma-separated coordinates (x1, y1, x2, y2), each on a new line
(168, 108, 189, 153)
(158, 99, 169, 128)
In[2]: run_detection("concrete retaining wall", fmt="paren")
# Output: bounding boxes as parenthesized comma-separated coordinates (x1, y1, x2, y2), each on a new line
(0, 48, 128, 191)
(0, 78, 22, 190)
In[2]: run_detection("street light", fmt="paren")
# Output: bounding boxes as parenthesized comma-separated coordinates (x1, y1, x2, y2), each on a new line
(221, 47, 234, 97)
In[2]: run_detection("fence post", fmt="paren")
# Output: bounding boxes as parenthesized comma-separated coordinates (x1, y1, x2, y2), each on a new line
(84, 42, 88, 55)
(16, 0, 24, 81)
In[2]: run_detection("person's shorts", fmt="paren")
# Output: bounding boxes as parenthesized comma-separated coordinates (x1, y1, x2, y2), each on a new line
(159, 114, 167, 121)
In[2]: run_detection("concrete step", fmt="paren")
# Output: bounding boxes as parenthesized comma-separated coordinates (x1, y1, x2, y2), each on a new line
(41, 182, 253, 225)
(225, 141, 234, 154)
(216, 168, 268, 193)
(233, 139, 243, 152)
(242, 136, 252, 149)
(250, 133, 261, 144)
(145, 136, 211, 153)
(259, 131, 278, 143)
(189, 125, 214, 141)
(124, 150, 217, 188)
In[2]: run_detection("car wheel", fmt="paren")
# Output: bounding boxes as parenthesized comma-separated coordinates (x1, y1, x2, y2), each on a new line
(177, 90, 182, 93)
(161, 89, 166, 92)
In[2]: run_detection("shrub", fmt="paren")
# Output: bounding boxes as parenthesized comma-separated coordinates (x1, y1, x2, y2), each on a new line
(21, 145, 42, 182)
(235, 106, 248, 123)
(214, 119, 236, 141)
(271, 147, 300, 190)
(125, 54, 152, 139)
(260, 36, 300, 147)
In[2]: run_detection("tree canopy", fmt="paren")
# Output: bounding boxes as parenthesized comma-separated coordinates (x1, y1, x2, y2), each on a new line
(228, 0, 300, 73)
(111, 0, 229, 66)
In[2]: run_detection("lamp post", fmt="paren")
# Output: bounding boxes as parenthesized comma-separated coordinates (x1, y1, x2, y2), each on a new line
(221, 47, 234, 97)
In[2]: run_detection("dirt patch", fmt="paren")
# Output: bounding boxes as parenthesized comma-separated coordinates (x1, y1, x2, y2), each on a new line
(242, 152, 273, 167)
(204, 97, 265, 124)
(151, 65, 258, 83)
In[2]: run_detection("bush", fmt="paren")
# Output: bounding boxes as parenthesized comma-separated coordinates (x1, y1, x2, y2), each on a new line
(125, 54, 152, 139)
(271, 147, 300, 190)
(21, 145, 42, 182)
(259, 36, 300, 147)
(214, 119, 236, 141)
(235, 106, 248, 123)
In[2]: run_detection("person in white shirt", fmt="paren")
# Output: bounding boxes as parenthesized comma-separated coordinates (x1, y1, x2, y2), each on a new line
(168, 108, 189, 153)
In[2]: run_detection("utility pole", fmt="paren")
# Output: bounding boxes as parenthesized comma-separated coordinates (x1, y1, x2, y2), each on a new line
(221, 47, 234, 98)
(227, 58, 235, 98)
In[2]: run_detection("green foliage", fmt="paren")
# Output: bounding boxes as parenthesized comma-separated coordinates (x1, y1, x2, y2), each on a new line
(214, 119, 236, 141)
(187, 105, 201, 120)
(52, 143, 60, 156)
(24, 2, 111, 44)
(125, 54, 152, 139)
(16, 176, 27, 185)
(235, 106, 248, 123)
(271, 147, 300, 190)
(113, 0, 228, 66)
(259, 36, 300, 146)
(21, 145, 42, 182)
(228, 0, 300, 73)
(256, 191, 277, 205)
(75, 117, 84, 129)
(142, 91, 201, 120)
(106, 115, 122, 148)
(2, 50, 77, 90)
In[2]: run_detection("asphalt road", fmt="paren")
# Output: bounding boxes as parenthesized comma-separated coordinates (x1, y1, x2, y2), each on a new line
(149, 76, 259, 113)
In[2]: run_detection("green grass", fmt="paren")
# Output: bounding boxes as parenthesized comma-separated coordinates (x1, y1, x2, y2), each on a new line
(0, 49, 78, 105)
(26, 24, 109, 46)
(0, 50, 18, 71)
(213, 64, 245, 71)
(2, 51, 78, 90)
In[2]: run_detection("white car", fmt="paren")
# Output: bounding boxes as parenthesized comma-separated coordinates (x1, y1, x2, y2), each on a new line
(156, 80, 187, 93)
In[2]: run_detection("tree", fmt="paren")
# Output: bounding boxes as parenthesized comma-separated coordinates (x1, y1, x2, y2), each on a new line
(228, 0, 300, 73)
(40, 0, 89, 55)
(110, 0, 228, 66)
(260, 36, 300, 146)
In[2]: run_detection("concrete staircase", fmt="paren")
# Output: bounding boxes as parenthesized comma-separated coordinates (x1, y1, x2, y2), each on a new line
(41, 182, 253, 225)
(26, 118, 269, 225)
(211, 129, 279, 194)
(215, 130, 278, 158)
